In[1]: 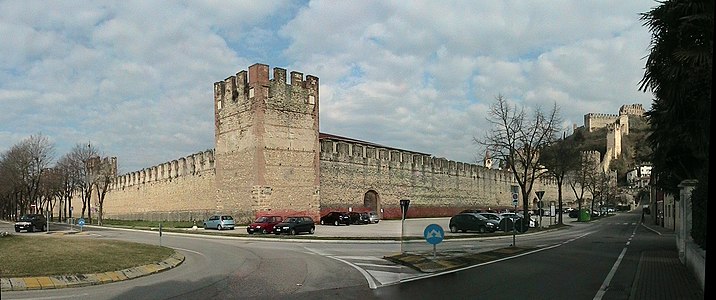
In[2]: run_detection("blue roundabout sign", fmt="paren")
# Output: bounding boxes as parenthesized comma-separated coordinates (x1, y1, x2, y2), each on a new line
(423, 223, 444, 245)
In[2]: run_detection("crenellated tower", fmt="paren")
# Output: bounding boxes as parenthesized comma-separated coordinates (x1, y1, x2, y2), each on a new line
(213, 63, 320, 221)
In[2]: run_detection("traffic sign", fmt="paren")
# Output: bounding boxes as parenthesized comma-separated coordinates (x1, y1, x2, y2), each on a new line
(536, 190, 545, 200)
(423, 224, 444, 245)
(78, 218, 85, 226)
(400, 199, 410, 220)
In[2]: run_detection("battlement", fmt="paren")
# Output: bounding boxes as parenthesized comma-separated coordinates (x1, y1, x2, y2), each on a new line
(619, 103, 645, 116)
(213, 63, 319, 113)
(584, 113, 619, 132)
(319, 137, 514, 182)
(111, 149, 215, 189)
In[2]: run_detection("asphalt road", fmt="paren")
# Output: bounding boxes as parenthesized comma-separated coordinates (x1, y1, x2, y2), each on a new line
(1, 212, 647, 299)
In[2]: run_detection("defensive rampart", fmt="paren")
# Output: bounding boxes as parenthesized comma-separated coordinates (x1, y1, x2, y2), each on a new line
(318, 138, 577, 219)
(99, 150, 217, 221)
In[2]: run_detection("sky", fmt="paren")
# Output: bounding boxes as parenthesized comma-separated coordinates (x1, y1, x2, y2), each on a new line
(0, 0, 658, 174)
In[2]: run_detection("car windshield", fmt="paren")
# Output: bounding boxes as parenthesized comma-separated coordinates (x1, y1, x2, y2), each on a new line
(286, 217, 299, 223)
(255, 216, 269, 223)
(19, 215, 33, 221)
(221, 216, 233, 220)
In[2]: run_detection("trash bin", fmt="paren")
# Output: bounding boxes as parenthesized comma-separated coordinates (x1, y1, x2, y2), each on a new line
(578, 209, 591, 222)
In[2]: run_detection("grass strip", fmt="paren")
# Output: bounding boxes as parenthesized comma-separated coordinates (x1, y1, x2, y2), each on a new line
(0, 235, 174, 278)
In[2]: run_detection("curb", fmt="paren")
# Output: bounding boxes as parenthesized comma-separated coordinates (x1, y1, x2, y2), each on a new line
(384, 246, 539, 273)
(1, 252, 184, 292)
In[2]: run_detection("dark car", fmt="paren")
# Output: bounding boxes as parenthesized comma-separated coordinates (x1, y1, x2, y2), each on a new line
(320, 211, 351, 226)
(247, 215, 283, 234)
(15, 214, 47, 232)
(449, 213, 497, 233)
(347, 212, 371, 224)
(273, 216, 315, 235)
(569, 209, 580, 218)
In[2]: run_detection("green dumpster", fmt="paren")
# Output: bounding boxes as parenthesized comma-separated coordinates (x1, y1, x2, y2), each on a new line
(578, 209, 591, 222)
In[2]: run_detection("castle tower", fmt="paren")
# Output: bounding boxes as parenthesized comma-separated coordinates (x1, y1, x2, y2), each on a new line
(213, 63, 320, 221)
(483, 151, 493, 169)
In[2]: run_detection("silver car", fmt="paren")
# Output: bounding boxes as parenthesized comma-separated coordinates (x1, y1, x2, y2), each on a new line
(368, 211, 380, 223)
(203, 215, 235, 230)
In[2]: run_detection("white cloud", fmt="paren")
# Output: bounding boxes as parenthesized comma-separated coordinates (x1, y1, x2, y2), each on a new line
(1, 0, 656, 172)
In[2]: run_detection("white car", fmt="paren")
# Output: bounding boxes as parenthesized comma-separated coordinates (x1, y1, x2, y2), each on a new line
(499, 212, 538, 228)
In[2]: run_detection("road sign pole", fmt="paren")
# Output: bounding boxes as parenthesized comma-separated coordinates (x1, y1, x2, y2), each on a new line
(512, 203, 517, 246)
(399, 199, 410, 254)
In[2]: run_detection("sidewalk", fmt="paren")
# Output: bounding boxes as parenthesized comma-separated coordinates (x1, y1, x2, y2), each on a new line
(632, 222, 704, 299)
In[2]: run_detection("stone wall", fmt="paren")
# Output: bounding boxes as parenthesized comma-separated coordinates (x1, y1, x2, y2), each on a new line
(318, 138, 577, 219)
(95, 150, 217, 221)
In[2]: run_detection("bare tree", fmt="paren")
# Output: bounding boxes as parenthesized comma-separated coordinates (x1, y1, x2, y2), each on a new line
(567, 151, 599, 219)
(0, 135, 54, 217)
(68, 143, 99, 222)
(38, 167, 63, 221)
(539, 132, 580, 225)
(55, 154, 81, 222)
(92, 156, 117, 226)
(477, 95, 561, 218)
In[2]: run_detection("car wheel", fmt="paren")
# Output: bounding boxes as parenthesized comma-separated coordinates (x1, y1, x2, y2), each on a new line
(262, 229, 268, 234)
(29, 225, 34, 233)
(14, 228, 19, 232)
(289, 228, 297, 235)
(479, 226, 486, 233)
(334, 220, 339, 226)
(41, 225, 46, 232)
(309, 227, 315, 234)
(320, 220, 325, 225)
(450, 225, 458, 233)
(248, 231, 254, 234)
(217, 224, 222, 231)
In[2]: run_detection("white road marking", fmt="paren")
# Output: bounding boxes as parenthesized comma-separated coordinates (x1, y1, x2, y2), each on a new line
(593, 225, 637, 300)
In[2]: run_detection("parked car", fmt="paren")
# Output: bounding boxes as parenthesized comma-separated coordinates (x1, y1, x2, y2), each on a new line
(347, 212, 371, 224)
(273, 216, 315, 235)
(449, 213, 498, 233)
(320, 211, 351, 226)
(568, 209, 580, 218)
(14, 214, 47, 232)
(367, 211, 380, 223)
(203, 215, 235, 230)
(460, 209, 484, 214)
(247, 215, 283, 234)
(499, 212, 537, 229)
(478, 212, 502, 223)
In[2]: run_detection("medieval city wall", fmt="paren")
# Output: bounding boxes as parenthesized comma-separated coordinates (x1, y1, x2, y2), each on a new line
(98, 150, 218, 221)
(318, 139, 575, 219)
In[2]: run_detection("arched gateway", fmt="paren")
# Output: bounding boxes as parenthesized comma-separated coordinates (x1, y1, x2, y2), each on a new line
(363, 190, 380, 217)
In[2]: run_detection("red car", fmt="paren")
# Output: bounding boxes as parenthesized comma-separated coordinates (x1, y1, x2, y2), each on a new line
(247, 215, 283, 234)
